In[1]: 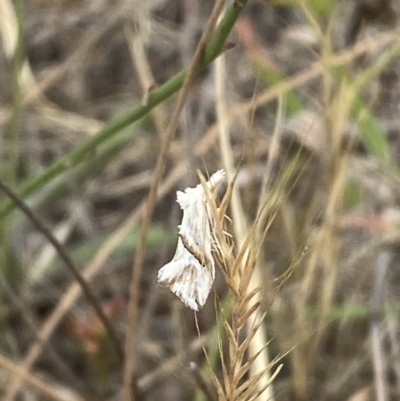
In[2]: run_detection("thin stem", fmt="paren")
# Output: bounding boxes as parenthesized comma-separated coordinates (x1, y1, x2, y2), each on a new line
(8, 0, 24, 186)
(0, 273, 97, 400)
(0, 352, 74, 401)
(0, 178, 123, 363)
(0, 0, 249, 220)
(122, 1, 248, 400)
(214, 11, 274, 401)
(1, 0, 25, 304)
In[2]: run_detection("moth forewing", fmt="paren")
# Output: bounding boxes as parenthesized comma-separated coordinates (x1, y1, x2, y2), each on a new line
(179, 190, 213, 260)
(157, 238, 214, 311)
(157, 170, 226, 311)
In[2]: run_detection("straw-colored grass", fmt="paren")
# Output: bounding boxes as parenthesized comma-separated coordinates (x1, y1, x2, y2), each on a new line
(1, 1, 400, 401)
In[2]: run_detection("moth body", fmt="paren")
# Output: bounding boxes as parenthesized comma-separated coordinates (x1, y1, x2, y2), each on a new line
(157, 170, 225, 310)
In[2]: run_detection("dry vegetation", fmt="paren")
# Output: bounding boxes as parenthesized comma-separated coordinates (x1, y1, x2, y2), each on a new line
(1, 0, 400, 400)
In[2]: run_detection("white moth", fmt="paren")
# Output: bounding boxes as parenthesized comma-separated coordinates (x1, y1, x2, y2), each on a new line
(158, 170, 225, 311)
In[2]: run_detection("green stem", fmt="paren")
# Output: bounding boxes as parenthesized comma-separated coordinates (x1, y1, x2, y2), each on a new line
(0, 1, 247, 219)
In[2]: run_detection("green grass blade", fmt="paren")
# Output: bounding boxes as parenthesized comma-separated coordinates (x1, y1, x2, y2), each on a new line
(0, 1, 249, 219)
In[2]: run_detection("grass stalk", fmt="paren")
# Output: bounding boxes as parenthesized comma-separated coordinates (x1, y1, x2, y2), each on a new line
(0, 0, 249, 220)
(122, 1, 250, 399)
(3, 165, 185, 401)
(7, 0, 24, 187)
(0, 177, 123, 363)
(214, 32, 275, 400)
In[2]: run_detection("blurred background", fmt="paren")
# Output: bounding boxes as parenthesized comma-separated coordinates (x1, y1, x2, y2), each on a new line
(1, 0, 400, 400)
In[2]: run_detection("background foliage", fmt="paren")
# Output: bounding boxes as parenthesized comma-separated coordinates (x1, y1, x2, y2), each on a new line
(1, 0, 400, 401)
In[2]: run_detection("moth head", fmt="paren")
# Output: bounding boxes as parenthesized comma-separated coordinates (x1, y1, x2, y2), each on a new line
(207, 169, 226, 191)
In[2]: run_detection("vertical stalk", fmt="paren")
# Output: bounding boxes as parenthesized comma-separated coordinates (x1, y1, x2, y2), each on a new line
(1, 0, 24, 287)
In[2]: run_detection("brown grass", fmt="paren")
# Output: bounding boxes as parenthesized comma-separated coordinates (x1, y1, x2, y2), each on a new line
(1, 1, 400, 401)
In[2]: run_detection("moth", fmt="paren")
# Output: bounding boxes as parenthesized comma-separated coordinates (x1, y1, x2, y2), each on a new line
(157, 170, 225, 311)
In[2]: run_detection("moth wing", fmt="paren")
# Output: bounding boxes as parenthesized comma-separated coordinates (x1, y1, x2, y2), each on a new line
(158, 240, 214, 311)
(179, 194, 213, 259)
(158, 171, 225, 310)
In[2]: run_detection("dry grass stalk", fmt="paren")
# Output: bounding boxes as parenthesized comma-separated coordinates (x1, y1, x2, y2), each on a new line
(198, 29, 400, 157)
(123, 1, 229, 399)
(3, 165, 185, 401)
(214, 29, 278, 398)
(0, 352, 83, 401)
(198, 176, 281, 401)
